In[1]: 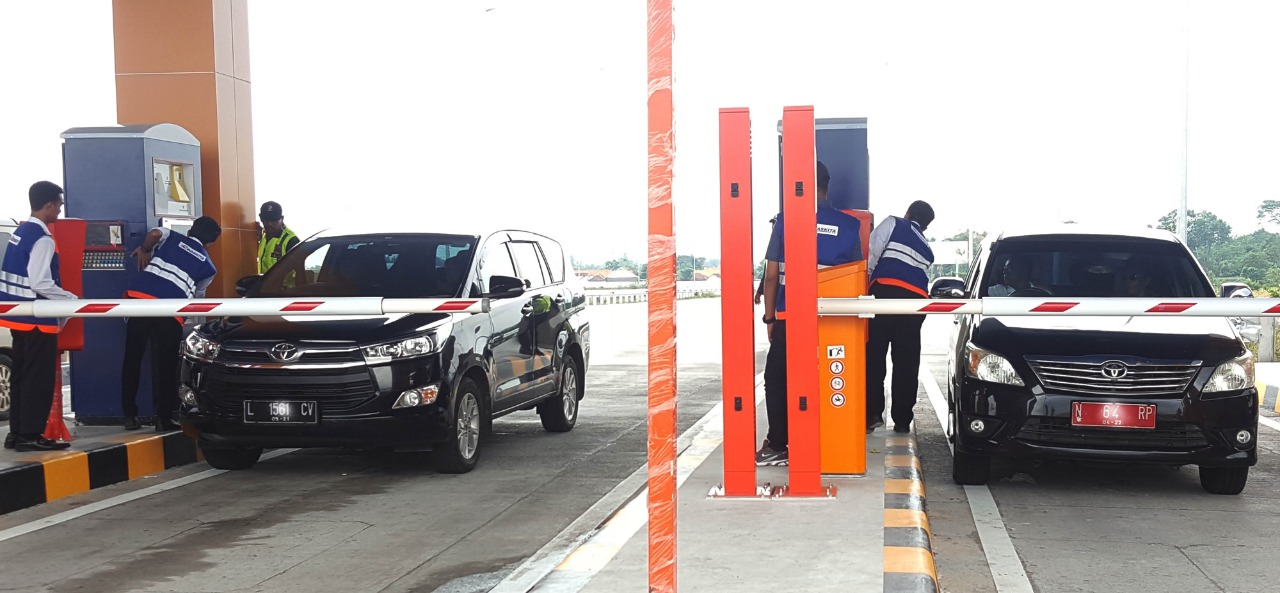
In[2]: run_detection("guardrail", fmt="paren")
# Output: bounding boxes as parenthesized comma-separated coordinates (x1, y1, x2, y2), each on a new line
(585, 289, 720, 306)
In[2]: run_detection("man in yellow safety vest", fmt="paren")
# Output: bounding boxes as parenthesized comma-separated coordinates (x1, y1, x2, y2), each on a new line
(257, 201, 299, 274)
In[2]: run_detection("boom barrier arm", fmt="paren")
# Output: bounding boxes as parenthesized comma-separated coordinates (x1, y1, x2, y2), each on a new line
(0, 297, 489, 318)
(817, 297, 1280, 317)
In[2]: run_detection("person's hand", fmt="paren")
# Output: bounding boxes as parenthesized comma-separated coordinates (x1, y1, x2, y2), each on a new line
(131, 247, 152, 271)
(754, 292, 763, 305)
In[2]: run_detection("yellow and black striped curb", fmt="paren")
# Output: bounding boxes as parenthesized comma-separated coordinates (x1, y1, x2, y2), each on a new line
(884, 433, 938, 593)
(1258, 380, 1280, 413)
(0, 431, 201, 515)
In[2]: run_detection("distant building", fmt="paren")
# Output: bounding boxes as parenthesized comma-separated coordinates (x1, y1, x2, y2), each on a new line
(604, 269, 640, 283)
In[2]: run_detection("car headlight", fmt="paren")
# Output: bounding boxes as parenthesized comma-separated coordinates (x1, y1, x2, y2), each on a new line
(183, 332, 221, 361)
(965, 342, 1024, 386)
(362, 334, 439, 363)
(1203, 351, 1255, 393)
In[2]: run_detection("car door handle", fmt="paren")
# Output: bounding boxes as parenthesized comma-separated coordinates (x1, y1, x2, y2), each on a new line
(554, 295, 565, 303)
(521, 305, 534, 315)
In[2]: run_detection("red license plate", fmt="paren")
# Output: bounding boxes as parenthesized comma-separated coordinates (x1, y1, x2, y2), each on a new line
(1071, 402, 1156, 429)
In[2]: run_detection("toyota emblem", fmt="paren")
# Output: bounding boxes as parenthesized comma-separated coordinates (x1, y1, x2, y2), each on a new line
(1100, 361, 1127, 379)
(269, 343, 301, 362)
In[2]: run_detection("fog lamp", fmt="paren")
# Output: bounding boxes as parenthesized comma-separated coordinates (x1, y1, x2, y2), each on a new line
(179, 386, 196, 406)
(968, 419, 987, 434)
(1236, 429, 1253, 446)
(393, 384, 440, 409)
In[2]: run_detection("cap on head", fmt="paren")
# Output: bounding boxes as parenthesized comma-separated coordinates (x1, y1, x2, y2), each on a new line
(259, 201, 283, 222)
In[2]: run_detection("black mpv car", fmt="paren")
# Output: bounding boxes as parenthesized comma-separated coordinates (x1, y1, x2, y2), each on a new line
(933, 226, 1257, 495)
(180, 229, 590, 473)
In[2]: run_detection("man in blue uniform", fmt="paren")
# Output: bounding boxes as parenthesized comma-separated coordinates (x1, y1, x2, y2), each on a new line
(866, 201, 935, 434)
(756, 162, 863, 466)
(1, 182, 78, 451)
(120, 216, 221, 431)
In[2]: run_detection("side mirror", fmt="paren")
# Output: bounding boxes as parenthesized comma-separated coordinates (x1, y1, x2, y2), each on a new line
(1222, 282, 1253, 298)
(929, 276, 966, 299)
(235, 275, 263, 297)
(485, 275, 526, 299)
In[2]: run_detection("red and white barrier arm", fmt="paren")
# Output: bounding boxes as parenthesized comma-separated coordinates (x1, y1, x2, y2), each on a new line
(817, 297, 1280, 317)
(0, 297, 488, 318)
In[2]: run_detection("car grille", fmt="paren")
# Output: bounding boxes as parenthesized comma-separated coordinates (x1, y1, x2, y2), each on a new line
(1026, 357, 1200, 395)
(1015, 417, 1209, 450)
(200, 366, 378, 417)
(218, 341, 363, 366)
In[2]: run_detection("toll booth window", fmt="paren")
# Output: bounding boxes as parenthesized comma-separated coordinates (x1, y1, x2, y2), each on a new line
(255, 235, 476, 298)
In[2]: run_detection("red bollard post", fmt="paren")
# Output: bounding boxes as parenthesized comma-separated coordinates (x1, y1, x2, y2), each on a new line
(781, 106, 823, 496)
(718, 107, 756, 496)
(43, 352, 72, 442)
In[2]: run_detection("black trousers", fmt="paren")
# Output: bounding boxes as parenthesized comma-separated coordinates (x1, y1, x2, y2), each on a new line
(763, 320, 788, 450)
(10, 328, 59, 438)
(120, 317, 183, 420)
(865, 283, 927, 428)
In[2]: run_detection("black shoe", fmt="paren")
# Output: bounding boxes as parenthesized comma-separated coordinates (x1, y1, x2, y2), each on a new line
(155, 419, 181, 432)
(867, 416, 885, 433)
(123, 417, 142, 431)
(14, 436, 71, 452)
(3, 433, 15, 449)
(893, 424, 911, 434)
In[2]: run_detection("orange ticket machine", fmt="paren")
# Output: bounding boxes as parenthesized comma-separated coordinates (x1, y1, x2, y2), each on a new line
(817, 224, 870, 475)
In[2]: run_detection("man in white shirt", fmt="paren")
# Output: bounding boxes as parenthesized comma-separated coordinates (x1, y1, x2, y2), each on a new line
(987, 254, 1040, 297)
(0, 182, 78, 451)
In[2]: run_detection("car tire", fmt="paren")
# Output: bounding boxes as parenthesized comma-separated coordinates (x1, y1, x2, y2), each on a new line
(952, 448, 991, 485)
(202, 446, 263, 470)
(0, 352, 11, 421)
(433, 379, 484, 474)
(538, 357, 581, 433)
(1199, 466, 1248, 495)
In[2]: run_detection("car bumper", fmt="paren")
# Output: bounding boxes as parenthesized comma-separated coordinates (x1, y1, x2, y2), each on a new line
(182, 407, 450, 450)
(955, 380, 1258, 468)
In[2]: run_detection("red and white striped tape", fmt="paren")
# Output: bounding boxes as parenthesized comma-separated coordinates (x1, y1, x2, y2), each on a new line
(0, 297, 488, 318)
(817, 297, 1280, 317)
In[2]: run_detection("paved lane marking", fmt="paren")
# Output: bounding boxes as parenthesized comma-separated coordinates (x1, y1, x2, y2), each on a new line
(0, 448, 297, 543)
(920, 367, 1034, 593)
(1259, 415, 1280, 434)
(494, 372, 767, 593)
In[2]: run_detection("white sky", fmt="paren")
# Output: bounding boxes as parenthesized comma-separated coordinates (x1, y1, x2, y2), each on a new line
(3, 1, 1280, 266)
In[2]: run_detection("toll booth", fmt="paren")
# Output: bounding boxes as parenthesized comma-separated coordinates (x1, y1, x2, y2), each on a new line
(60, 124, 203, 425)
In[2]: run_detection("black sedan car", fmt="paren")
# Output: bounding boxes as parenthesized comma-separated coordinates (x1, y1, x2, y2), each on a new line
(180, 229, 590, 473)
(934, 226, 1257, 494)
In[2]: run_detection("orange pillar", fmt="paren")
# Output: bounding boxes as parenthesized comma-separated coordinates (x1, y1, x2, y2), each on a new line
(781, 106, 822, 496)
(112, 0, 257, 298)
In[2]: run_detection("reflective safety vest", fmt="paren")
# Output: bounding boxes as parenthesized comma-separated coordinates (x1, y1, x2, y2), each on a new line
(258, 226, 298, 274)
(127, 231, 217, 300)
(774, 205, 863, 317)
(0, 221, 61, 333)
(869, 216, 933, 297)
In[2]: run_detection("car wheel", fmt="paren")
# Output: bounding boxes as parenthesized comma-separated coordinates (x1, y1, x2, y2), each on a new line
(433, 379, 484, 474)
(1199, 466, 1248, 495)
(952, 448, 991, 485)
(538, 357, 581, 433)
(202, 446, 263, 470)
(0, 353, 11, 421)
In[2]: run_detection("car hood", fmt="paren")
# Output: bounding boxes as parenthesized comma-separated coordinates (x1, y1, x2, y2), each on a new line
(200, 313, 451, 344)
(973, 315, 1245, 362)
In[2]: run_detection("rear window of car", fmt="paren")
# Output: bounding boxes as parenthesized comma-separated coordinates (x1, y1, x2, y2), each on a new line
(255, 234, 477, 298)
(981, 237, 1214, 298)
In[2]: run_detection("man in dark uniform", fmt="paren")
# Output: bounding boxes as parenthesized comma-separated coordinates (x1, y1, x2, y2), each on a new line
(756, 162, 864, 466)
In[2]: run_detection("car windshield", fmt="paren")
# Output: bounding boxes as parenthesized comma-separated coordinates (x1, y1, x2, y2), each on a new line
(981, 237, 1214, 298)
(255, 234, 477, 298)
